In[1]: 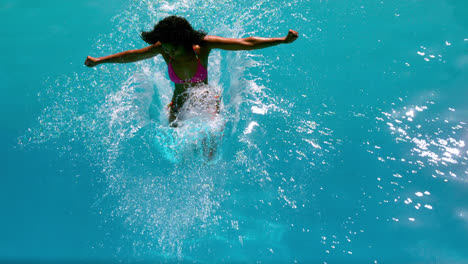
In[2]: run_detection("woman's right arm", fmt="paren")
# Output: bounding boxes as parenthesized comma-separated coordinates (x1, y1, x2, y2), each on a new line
(84, 42, 162, 67)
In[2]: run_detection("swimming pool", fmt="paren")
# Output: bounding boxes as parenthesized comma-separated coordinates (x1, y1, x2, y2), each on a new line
(2, 0, 468, 262)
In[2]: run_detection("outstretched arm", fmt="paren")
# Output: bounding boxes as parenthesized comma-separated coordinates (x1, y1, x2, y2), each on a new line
(204, 30, 299, 51)
(84, 42, 163, 67)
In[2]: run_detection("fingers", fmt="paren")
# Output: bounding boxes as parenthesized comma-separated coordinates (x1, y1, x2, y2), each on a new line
(285, 29, 299, 43)
(84, 56, 96, 67)
(289, 29, 298, 35)
(84, 56, 91, 66)
(289, 29, 299, 38)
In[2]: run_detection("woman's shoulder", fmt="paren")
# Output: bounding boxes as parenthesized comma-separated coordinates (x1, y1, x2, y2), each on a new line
(193, 43, 210, 59)
(198, 35, 230, 52)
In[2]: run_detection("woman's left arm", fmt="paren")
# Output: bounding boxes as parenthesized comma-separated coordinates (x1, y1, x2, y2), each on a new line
(204, 30, 299, 51)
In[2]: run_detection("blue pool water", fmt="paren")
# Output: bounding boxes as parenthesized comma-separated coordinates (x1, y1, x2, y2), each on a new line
(2, 0, 468, 263)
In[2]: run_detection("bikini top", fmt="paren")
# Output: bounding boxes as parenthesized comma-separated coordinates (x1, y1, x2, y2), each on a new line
(168, 49, 207, 84)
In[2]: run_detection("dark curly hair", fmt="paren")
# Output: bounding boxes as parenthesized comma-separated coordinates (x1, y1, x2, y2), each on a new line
(141, 16, 207, 47)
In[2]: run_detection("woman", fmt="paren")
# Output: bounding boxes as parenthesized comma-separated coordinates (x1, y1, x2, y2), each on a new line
(85, 15, 299, 126)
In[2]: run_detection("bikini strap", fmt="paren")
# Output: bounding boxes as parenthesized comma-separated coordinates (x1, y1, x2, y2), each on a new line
(192, 47, 199, 61)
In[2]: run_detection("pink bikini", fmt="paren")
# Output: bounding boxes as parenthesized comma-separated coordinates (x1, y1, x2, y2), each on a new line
(167, 49, 219, 117)
(168, 49, 207, 84)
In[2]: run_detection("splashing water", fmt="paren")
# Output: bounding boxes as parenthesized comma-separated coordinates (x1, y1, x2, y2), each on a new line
(15, 0, 468, 262)
(18, 0, 306, 260)
(150, 84, 226, 163)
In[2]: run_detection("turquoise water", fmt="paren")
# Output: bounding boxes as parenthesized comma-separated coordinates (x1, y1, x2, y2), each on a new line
(2, 0, 468, 263)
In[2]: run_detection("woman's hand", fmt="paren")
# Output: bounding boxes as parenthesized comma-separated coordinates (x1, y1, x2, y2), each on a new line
(284, 29, 299, 44)
(84, 56, 100, 67)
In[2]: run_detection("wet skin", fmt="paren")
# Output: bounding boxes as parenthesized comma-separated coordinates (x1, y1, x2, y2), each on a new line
(84, 29, 300, 126)
(160, 43, 210, 125)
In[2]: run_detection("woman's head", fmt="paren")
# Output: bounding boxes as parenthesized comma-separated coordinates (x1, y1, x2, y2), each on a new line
(141, 16, 206, 48)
